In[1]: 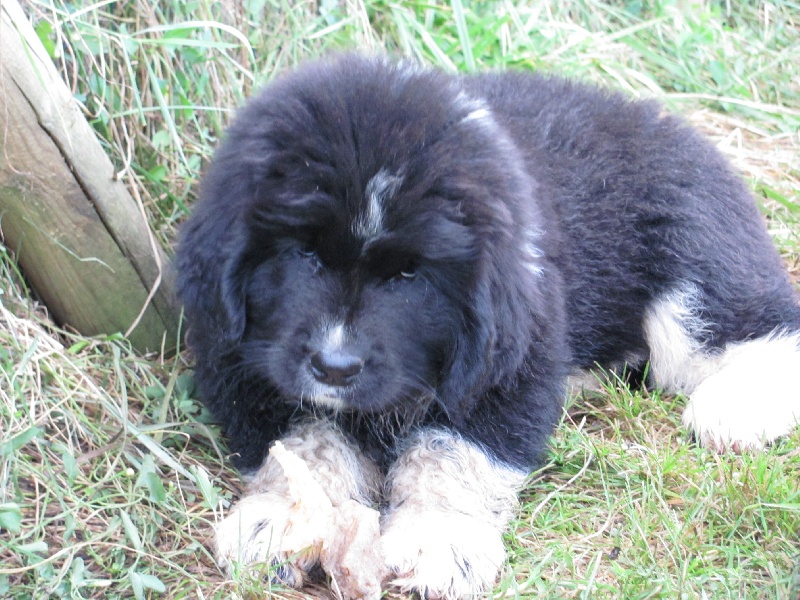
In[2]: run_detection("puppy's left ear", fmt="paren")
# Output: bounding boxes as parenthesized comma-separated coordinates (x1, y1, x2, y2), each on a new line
(438, 259, 536, 423)
(438, 277, 497, 422)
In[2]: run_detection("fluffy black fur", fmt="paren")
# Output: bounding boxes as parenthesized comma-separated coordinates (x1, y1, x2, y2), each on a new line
(176, 54, 800, 472)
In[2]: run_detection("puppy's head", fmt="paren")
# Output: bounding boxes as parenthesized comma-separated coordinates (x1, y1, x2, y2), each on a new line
(178, 54, 543, 422)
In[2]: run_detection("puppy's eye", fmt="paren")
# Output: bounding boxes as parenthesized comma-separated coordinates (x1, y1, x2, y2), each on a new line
(298, 247, 316, 258)
(298, 246, 323, 272)
(390, 260, 418, 282)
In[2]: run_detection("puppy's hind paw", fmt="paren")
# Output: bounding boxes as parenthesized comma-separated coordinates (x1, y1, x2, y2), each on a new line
(682, 333, 800, 453)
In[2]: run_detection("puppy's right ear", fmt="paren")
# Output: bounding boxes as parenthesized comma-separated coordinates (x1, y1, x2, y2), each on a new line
(176, 167, 252, 347)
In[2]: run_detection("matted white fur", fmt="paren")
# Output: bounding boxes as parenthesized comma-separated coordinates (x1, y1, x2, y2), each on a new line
(216, 491, 320, 584)
(215, 421, 382, 586)
(381, 430, 526, 599)
(644, 284, 800, 452)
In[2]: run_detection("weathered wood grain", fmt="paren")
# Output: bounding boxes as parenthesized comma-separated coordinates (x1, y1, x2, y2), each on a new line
(0, 0, 180, 353)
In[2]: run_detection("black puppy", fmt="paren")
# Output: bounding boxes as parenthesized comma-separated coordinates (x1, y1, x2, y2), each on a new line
(177, 54, 800, 598)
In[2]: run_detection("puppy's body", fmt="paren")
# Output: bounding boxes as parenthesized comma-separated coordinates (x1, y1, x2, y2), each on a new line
(177, 55, 800, 597)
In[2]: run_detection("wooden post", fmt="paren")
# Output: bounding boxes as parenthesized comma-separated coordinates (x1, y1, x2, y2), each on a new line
(0, 0, 180, 353)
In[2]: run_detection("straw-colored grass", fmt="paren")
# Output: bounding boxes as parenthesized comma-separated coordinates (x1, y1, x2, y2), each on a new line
(2, 1, 799, 598)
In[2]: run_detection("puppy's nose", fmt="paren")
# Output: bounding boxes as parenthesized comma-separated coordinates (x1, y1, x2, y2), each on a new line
(309, 350, 363, 386)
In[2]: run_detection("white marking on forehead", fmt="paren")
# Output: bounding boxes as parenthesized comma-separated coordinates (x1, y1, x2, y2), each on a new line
(354, 169, 403, 240)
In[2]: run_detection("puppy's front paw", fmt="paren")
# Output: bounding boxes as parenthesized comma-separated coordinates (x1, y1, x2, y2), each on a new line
(381, 510, 506, 599)
(215, 490, 331, 587)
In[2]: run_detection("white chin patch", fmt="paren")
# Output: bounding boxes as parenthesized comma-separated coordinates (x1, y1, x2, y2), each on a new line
(311, 392, 346, 410)
(682, 332, 800, 452)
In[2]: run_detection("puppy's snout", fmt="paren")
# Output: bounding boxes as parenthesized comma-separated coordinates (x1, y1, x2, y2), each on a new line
(310, 349, 364, 386)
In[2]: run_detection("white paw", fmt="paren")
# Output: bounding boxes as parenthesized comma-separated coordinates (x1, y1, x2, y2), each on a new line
(215, 491, 330, 587)
(381, 510, 506, 599)
(682, 334, 800, 452)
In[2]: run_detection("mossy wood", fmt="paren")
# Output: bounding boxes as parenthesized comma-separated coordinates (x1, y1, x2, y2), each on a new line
(0, 0, 180, 353)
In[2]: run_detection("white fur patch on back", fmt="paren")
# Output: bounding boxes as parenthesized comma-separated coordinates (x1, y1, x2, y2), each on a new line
(381, 429, 526, 599)
(462, 106, 491, 123)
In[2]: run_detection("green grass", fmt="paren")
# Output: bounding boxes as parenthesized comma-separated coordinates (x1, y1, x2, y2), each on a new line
(2, 0, 799, 598)
(506, 383, 800, 598)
